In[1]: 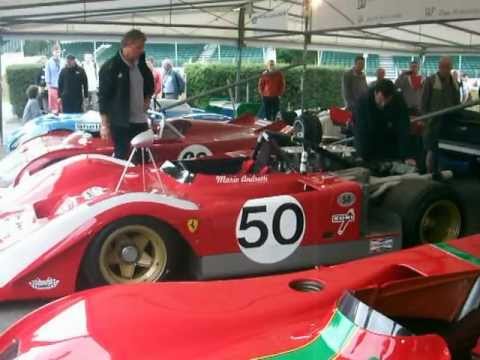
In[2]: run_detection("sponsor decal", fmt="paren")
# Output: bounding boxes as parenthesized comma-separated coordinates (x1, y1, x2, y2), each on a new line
(332, 209, 355, 236)
(425, 6, 437, 17)
(357, 0, 367, 10)
(216, 175, 268, 184)
(187, 218, 199, 233)
(236, 195, 305, 264)
(369, 237, 394, 253)
(29, 277, 60, 290)
(337, 192, 356, 207)
(178, 144, 213, 160)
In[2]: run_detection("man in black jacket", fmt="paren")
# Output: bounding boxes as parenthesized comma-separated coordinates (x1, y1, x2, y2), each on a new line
(99, 29, 154, 160)
(58, 54, 88, 114)
(354, 79, 413, 165)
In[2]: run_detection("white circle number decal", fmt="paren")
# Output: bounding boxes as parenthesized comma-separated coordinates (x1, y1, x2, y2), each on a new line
(178, 144, 213, 160)
(236, 195, 305, 264)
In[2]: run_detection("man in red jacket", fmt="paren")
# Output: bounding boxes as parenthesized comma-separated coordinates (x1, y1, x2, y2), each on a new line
(258, 60, 286, 121)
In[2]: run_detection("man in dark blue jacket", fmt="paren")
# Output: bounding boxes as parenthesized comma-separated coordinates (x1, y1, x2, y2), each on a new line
(99, 29, 154, 160)
(354, 79, 413, 165)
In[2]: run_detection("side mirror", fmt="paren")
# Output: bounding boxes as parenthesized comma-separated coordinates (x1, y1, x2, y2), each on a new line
(147, 110, 166, 138)
(131, 129, 155, 148)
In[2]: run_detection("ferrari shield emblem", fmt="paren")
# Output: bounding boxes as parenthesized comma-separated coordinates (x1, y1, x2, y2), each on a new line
(187, 218, 199, 233)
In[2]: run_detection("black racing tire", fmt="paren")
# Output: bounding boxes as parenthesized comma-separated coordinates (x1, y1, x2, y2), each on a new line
(81, 216, 184, 287)
(381, 179, 463, 247)
(293, 112, 323, 148)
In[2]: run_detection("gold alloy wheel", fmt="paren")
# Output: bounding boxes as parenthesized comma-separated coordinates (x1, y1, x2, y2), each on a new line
(99, 225, 168, 284)
(419, 200, 461, 244)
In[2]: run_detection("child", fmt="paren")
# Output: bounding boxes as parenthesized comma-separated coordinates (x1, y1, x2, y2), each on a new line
(22, 85, 42, 123)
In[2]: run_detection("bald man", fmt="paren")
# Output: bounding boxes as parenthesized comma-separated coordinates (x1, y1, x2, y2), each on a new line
(369, 68, 386, 89)
(421, 57, 460, 173)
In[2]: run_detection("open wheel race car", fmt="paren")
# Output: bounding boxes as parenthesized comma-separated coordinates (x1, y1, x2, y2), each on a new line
(0, 111, 289, 189)
(0, 119, 465, 301)
(2, 236, 480, 359)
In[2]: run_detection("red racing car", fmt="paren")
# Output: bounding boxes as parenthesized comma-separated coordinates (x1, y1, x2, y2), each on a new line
(1, 236, 480, 359)
(0, 112, 289, 189)
(0, 130, 464, 301)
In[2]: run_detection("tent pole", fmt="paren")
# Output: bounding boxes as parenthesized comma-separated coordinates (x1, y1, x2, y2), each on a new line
(235, 6, 246, 112)
(301, 0, 312, 114)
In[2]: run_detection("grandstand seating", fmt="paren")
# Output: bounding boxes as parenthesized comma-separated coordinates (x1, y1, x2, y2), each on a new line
(366, 54, 379, 76)
(177, 43, 204, 65)
(461, 56, 480, 78)
(422, 55, 460, 76)
(9, 39, 476, 79)
(144, 43, 175, 64)
(60, 41, 95, 60)
(321, 51, 358, 68)
(209, 45, 264, 64)
(393, 56, 414, 73)
(95, 42, 119, 66)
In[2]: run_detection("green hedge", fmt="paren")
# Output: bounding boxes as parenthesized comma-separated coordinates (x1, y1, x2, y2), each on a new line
(6, 63, 43, 118)
(185, 63, 344, 110)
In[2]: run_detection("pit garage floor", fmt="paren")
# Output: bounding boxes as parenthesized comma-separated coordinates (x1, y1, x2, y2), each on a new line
(1, 178, 480, 332)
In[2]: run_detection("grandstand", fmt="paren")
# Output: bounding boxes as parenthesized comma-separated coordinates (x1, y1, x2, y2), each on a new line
(60, 41, 95, 60)
(321, 51, 357, 68)
(177, 43, 204, 65)
(366, 54, 379, 76)
(459, 56, 480, 78)
(209, 45, 264, 64)
(3, 39, 479, 78)
(93, 42, 248, 66)
(422, 55, 460, 76)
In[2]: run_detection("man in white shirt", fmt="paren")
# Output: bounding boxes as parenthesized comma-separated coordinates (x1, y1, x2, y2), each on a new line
(82, 53, 98, 110)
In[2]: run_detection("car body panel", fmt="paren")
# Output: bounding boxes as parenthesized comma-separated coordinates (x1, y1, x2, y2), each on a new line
(0, 114, 283, 188)
(4, 100, 216, 152)
(2, 237, 480, 359)
(0, 150, 397, 301)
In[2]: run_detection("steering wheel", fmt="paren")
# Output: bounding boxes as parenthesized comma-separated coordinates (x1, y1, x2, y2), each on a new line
(251, 131, 297, 173)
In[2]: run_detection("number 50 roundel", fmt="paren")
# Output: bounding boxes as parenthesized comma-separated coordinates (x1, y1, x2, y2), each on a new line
(236, 195, 306, 264)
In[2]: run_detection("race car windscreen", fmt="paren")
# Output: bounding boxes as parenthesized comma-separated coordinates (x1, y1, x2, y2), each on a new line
(339, 292, 413, 336)
(160, 160, 195, 183)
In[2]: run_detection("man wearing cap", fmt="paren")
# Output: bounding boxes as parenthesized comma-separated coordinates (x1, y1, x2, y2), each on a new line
(58, 54, 88, 114)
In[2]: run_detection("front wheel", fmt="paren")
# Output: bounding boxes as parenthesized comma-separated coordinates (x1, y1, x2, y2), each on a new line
(81, 216, 182, 286)
(381, 180, 463, 247)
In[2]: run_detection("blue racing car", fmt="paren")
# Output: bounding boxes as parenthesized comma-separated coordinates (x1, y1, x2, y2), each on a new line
(5, 100, 230, 152)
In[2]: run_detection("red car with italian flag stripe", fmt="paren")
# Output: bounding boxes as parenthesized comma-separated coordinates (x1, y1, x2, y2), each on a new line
(1, 237, 480, 359)
(0, 129, 464, 302)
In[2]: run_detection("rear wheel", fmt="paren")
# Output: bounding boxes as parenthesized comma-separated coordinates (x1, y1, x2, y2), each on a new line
(381, 180, 463, 247)
(81, 216, 183, 286)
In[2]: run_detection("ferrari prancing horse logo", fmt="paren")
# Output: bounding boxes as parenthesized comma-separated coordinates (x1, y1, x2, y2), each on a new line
(187, 218, 199, 233)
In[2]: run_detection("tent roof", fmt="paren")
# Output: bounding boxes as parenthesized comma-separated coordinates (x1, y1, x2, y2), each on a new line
(0, 0, 480, 54)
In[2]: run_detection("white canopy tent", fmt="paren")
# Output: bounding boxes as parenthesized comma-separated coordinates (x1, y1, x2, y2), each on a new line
(0, 0, 480, 54)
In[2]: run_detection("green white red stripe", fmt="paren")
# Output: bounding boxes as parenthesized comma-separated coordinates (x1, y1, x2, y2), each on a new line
(257, 310, 357, 359)
(433, 242, 480, 266)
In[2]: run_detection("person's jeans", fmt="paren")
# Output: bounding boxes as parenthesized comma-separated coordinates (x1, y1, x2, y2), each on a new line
(62, 98, 83, 114)
(262, 96, 280, 121)
(110, 123, 150, 161)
